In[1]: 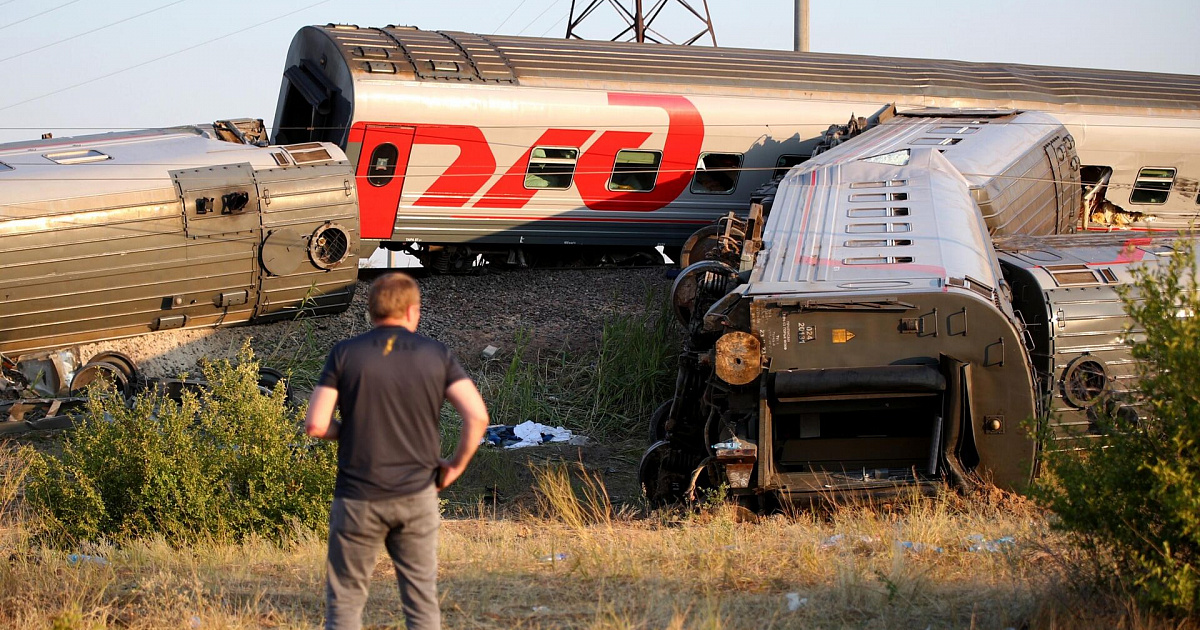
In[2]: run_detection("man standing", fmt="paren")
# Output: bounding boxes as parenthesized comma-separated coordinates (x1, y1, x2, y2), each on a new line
(305, 272, 489, 630)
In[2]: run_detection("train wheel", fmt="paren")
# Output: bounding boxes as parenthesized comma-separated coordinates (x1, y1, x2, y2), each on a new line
(671, 260, 739, 327)
(256, 367, 296, 403)
(679, 224, 744, 268)
(638, 440, 675, 506)
(69, 361, 132, 400)
(648, 400, 671, 443)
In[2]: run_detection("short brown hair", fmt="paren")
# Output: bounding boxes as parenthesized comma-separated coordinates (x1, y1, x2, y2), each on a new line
(367, 273, 420, 321)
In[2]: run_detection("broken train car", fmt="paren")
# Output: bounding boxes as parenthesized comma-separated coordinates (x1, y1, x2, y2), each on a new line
(643, 109, 1197, 504)
(0, 122, 360, 407)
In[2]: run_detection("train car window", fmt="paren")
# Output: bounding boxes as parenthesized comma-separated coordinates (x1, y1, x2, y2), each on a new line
(690, 152, 743, 194)
(366, 143, 400, 187)
(931, 125, 981, 134)
(1046, 264, 1101, 285)
(773, 154, 807, 178)
(286, 143, 333, 164)
(911, 137, 962, 146)
(1130, 167, 1176, 204)
(609, 150, 661, 192)
(44, 149, 110, 165)
(524, 147, 579, 189)
(861, 150, 911, 166)
(0, 161, 11, 172)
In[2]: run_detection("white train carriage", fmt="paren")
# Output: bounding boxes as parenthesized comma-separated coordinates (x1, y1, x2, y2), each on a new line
(273, 25, 1200, 268)
(0, 121, 360, 356)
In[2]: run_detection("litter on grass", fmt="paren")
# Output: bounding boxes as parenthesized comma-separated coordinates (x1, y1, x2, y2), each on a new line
(66, 554, 108, 566)
(483, 421, 588, 449)
(898, 541, 944, 554)
(785, 592, 808, 611)
(538, 552, 568, 563)
(966, 534, 1016, 552)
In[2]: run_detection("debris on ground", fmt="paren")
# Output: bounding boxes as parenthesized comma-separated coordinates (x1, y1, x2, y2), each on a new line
(785, 592, 808, 611)
(482, 421, 587, 449)
(966, 534, 1016, 552)
(66, 554, 109, 567)
(898, 540, 944, 554)
(481, 345, 500, 360)
(538, 552, 568, 563)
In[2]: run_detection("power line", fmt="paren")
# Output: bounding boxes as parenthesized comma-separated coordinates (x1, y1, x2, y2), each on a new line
(0, 0, 333, 114)
(494, 0, 533, 32)
(0, 0, 191, 66)
(515, 0, 562, 37)
(5, 118, 1200, 132)
(0, 0, 85, 33)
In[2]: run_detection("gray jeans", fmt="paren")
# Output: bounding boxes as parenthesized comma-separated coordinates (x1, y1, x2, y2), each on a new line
(325, 485, 440, 630)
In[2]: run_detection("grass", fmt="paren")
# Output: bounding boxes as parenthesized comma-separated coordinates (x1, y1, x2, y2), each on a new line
(471, 288, 678, 441)
(3, 282, 1193, 627)
(0, 441, 1187, 629)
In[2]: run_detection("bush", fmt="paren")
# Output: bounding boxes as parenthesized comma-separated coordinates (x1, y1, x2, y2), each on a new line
(1036, 240, 1200, 614)
(26, 346, 336, 545)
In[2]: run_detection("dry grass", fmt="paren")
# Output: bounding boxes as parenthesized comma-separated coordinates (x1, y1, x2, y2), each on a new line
(0, 444, 1190, 630)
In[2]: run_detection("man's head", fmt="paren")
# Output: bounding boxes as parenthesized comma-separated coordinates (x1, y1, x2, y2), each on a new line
(367, 272, 421, 331)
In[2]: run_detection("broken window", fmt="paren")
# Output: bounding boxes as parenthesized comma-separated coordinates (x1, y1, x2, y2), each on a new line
(608, 150, 661, 192)
(690, 152, 743, 194)
(773, 154, 807, 179)
(1130, 167, 1176, 204)
(525, 147, 578, 189)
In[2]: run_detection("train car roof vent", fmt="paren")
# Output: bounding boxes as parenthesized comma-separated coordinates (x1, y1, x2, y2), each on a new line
(327, 23, 359, 30)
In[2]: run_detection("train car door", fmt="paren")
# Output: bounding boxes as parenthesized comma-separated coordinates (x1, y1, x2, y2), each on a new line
(356, 125, 415, 239)
(168, 164, 261, 330)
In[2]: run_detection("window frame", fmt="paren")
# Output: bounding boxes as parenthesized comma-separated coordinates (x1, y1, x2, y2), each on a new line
(607, 149, 662, 193)
(689, 151, 744, 195)
(773, 154, 807, 179)
(44, 149, 111, 165)
(523, 146, 580, 191)
(1129, 166, 1177, 205)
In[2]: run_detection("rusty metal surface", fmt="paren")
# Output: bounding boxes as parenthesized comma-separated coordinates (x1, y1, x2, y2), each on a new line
(714, 331, 760, 385)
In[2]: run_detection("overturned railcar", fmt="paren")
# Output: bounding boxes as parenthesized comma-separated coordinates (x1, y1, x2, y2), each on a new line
(0, 122, 360, 356)
(644, 110, 1194, 503)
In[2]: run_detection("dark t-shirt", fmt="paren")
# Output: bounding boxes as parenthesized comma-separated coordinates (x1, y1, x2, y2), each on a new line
(317, 326, 469, 500)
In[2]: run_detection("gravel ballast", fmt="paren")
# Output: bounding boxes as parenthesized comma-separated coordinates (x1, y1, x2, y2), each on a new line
(76, 268, 673, 378)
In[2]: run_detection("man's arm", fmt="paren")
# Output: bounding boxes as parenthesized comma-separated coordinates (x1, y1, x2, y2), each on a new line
(438, 379, 489, 490)
(304, 385, 341, 440)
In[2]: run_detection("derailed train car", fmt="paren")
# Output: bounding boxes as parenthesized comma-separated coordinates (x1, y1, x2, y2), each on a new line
(641, 109, 1196, 503)
(0, 121, 360, 358)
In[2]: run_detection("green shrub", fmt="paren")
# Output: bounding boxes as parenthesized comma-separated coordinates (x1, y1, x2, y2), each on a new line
(1036, 240, 1200, 615)
(26, 346, 336, 545)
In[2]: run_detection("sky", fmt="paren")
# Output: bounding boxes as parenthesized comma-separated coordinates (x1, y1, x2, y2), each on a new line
(0, 0, 1198, 144)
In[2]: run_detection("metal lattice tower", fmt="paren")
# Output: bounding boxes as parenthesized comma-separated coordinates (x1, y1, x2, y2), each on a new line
(565, 0, 717, 46)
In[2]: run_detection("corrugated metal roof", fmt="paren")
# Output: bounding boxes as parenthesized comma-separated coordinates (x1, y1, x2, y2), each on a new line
(747, 148, 1004, 297)
(315, 25, 1200, 113)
